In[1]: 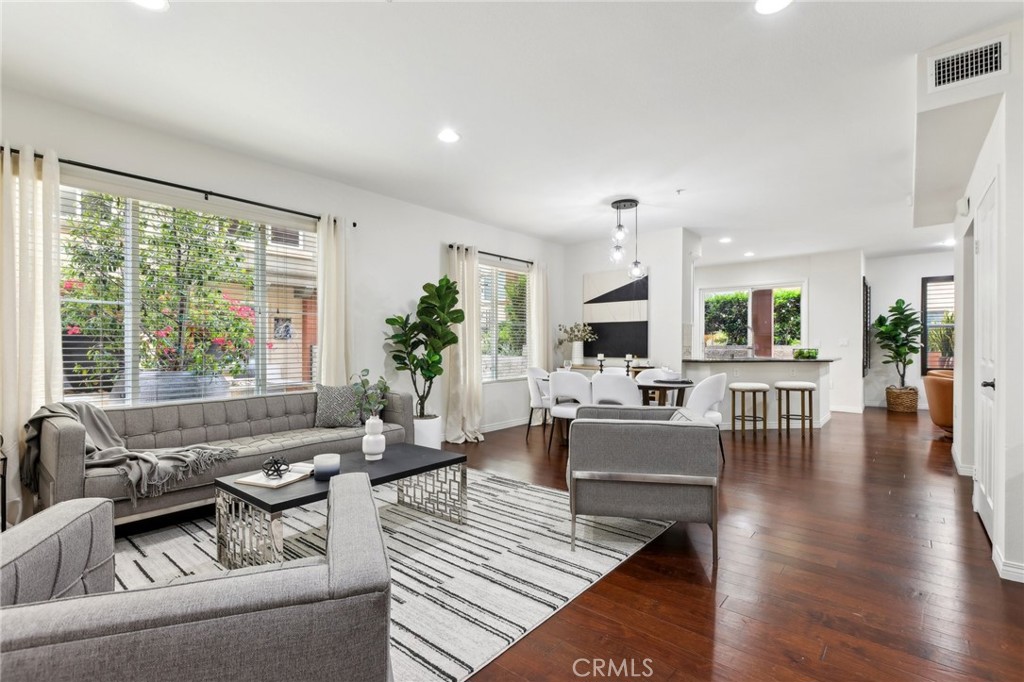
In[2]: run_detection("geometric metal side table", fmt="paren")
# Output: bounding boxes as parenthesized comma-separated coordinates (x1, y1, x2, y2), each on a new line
(214, 443, 468, 569)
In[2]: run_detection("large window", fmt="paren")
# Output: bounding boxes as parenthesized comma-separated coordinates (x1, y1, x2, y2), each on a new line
(921, 276, 955, 373)
(479, 260, 529, 381)
(702, 285, 804, 358)
(59, 184, 318, 405)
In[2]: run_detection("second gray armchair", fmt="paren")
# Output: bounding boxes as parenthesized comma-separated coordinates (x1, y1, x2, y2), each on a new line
(1, 473, 393, 682)
(567, 405, 721, 563)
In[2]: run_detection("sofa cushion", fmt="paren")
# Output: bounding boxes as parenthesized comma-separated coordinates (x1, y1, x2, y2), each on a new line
(314, 384, 361, 428)
(83, 424, 407, 501)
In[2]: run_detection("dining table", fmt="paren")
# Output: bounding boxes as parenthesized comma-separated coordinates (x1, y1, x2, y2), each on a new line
(636, 379, 694, 407)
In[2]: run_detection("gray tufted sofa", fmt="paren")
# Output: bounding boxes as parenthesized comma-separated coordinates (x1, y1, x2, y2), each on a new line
(35, 390, 414, 523)
(1, 474, 393, 682)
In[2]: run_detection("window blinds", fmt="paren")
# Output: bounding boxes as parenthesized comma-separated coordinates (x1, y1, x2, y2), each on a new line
(59, 183, 318, 406)
(479, 259, 529, 381)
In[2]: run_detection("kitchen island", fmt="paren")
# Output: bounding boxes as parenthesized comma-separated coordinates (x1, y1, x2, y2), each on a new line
(682, 357, 838, 430)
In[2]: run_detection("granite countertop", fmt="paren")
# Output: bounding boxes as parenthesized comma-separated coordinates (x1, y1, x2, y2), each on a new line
(683, 357, 839, 363)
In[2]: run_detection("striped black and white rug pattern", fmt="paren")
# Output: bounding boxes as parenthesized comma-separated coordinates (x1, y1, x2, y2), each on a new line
(114, 470, 671, 681)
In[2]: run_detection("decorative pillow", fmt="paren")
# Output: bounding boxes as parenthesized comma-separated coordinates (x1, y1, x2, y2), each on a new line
(668, 408, 692, 422)
(314, 384, 361, 428)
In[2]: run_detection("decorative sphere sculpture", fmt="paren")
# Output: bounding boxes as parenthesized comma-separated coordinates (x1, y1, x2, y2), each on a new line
(262, 456, 290, 478)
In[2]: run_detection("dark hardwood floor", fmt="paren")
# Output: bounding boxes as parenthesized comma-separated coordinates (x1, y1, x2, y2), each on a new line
(445, 409, 1024, 681)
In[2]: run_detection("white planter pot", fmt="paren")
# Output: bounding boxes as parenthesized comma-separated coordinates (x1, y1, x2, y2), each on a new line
(413, 415, 444, 449)
(362, 416, 386, 461)
(571, 341, 584, 366)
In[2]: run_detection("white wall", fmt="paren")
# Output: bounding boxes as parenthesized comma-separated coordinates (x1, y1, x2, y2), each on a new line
(694, 250, 865, 413)
(2, 89, 566, 432)
(864, 251, 954, 409)
(560, 227, 701, 370)
(923, 19, 1023, 582)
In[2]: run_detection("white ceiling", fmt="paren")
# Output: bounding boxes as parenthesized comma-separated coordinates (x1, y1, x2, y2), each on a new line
(2, 1, 1021, 264)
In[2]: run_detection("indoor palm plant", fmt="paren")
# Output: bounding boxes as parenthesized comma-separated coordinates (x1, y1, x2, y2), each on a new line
(873, 298, 923, 412)
(385, 276, 464, 446)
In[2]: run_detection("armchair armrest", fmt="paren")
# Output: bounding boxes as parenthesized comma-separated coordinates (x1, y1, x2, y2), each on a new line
(382, 391, 415, 444)
(1, 498, 114, 606)
(1, 473, 392, 682)
(38, 415, 87, 506)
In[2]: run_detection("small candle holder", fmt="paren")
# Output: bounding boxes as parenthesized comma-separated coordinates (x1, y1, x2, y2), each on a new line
(624, 359, 632, 373)
(597, 358, 605, 373)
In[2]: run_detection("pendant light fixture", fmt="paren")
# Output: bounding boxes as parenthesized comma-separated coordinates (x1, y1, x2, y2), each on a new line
(609, 199, 644, 279)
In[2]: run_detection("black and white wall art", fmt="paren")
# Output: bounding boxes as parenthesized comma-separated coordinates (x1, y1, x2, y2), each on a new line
(582, 270, 649, 358)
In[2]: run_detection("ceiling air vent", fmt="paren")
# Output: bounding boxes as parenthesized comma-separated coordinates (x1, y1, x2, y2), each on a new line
(928, 36, 1008, 92)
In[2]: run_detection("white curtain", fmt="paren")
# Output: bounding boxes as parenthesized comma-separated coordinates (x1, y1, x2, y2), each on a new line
(527, 263, 551, 425)
(445, 244, 484, 443)
(316, 215, 348, 385)
(0, 147, 63, 526)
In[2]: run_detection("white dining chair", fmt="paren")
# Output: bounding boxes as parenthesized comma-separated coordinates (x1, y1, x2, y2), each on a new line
(547, 371, 592, 453)
(600, 367, 628, 376)
(591, 373, 643, 406)
(686, 372, 728, 464)
(525, 367, 551, 442)
(686, 373, 728, 424)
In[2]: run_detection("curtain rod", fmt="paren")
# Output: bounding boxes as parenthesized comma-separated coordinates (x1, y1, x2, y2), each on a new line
(3, 146, 321, 222)
(448, 243, 533, 266)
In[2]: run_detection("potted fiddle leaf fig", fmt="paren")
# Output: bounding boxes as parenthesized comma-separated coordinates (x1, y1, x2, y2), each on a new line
(385, 275, 464, 448)
(873, 298, 923, 412)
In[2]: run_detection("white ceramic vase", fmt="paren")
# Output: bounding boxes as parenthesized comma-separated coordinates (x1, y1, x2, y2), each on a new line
(362, 416, 386, 461)
(571, 341, 584, 366)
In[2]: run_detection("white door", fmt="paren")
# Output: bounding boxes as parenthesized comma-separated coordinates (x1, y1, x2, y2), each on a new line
(973, 176, 998, 534)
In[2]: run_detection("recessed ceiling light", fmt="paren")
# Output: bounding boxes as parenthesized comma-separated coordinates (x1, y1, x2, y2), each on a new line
(133, 0, 170, 11)
(438, 128, 460, 143)
(719, 237, 733, 244)
(744, 251, 755, 257)
(755, 0, 793, 15)
(941, 238, 956, 247)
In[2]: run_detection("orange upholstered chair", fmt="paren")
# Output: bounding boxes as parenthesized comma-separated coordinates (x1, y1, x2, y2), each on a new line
(923, 371, 954, 434)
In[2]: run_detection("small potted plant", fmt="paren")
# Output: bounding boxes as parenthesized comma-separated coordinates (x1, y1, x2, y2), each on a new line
(349, 369, 391, 460)
(557, 322, 598, 366)
(873, 298, 923, 412)
(386, 275, 464, 448)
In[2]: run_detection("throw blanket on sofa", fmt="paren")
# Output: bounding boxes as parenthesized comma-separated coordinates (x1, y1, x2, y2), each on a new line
(23, 403, 236, 504)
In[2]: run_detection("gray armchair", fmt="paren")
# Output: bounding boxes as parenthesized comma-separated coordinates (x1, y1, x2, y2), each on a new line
(1, 473, 392, 682)
(568, 406, 720, 563)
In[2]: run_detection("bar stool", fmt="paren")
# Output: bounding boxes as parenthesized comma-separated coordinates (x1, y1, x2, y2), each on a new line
(775, 381, 816, 435)
(729, 382, 769, 436)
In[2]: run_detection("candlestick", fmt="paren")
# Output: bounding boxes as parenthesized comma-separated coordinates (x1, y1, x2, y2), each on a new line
(598, 358, 605, 373)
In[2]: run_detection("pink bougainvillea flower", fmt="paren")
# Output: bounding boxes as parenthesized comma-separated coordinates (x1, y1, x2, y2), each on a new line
(66, 325, 82, 335)
(266, 342, 274, 350)
(212, 337, 226, 345)
(161, 308, 171, 316)
(246, 338, 255, 345)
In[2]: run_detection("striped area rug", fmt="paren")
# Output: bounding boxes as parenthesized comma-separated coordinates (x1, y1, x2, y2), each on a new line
(114, 470, 671, 682)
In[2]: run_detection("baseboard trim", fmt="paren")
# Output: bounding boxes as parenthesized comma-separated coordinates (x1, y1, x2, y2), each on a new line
(994, 544, 1024, 583)
(481, 417, 529, 433)
(831, 404, 865, 414)
(951, 444, 975, 477)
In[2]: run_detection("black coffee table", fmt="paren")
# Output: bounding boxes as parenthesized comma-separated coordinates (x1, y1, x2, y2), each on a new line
(215, 442, 467, 568)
